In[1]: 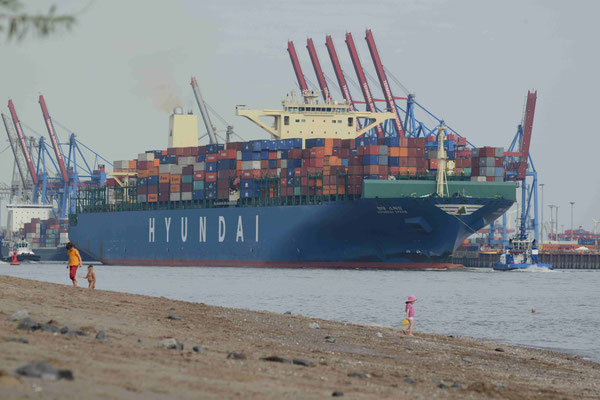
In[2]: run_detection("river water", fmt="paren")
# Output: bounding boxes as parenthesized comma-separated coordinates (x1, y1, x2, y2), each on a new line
(1, 263, 599, 362)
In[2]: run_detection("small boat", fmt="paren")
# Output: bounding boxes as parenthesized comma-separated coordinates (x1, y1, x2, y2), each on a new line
(3, 239, 41, 262)
(493, 239, 552, 271)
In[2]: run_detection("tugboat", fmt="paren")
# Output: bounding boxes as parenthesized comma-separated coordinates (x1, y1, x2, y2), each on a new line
(493, 239, 552, 271)
(3, 239, 41, 262)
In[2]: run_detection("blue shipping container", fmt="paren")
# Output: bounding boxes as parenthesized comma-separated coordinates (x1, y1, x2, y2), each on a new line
(192, 190, 205, 200)
(363, 155, 379, 165)
(206, 162, 218, 172)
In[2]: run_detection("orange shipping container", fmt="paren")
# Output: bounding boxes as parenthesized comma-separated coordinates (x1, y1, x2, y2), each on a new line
(159, 174, 170, 183)
(148, 193, 158, 202)
(170, 184, 181, 193)
(153, 159, 160, 167)
(399, 147, 408, 157)
(170, 175, 181, 184)
(138, 169, 149, 178)
(149, 166, 159, 176)
(389, 147, 400, 157)
(128, 160, 137, 169)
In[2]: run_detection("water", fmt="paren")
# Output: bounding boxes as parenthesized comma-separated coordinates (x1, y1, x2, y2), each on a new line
(1, 263, 599, 362)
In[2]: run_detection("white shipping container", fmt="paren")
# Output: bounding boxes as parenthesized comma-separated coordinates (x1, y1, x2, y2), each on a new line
(171, 165, 183, 175)
(177, 156, 195, 166)
(137, 194, 147, 203)
(193, 162, 205, 171)
(241, 160, 261, 170)
(138, 153, 154, 162)
(181, 192, 192, 201)
(159, 164, 173, 174)
(281, 159, 288, 168)
(471, 176, 487, 182)
(170, 193, 181, 202)
(236, 151, 242, 161)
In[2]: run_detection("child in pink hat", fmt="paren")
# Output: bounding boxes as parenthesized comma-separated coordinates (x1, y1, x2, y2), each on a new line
(403, 295, 417, 336)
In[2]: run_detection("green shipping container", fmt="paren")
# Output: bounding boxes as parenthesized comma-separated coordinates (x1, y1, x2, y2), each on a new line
(182, 175, 193, 184)
(294, 187, 301, 196)
(193, 181, 205, 191)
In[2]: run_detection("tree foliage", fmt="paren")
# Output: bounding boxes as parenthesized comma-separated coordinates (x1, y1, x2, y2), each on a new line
(0, 0, 75, 41)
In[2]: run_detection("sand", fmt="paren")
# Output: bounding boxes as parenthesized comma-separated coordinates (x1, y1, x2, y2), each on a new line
(0, 275, 599, 399)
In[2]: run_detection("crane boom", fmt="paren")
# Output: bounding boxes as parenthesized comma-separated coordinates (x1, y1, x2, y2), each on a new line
(324, 35, 361, 130)
(190, 76, 218, 145)
(2, 113, 29, 187)
(517, 90, 537, 180)
(345, 32, 384, 137)
(8, 100, 39, 185)
(39, 95, 69, 183)
(306, 38, 330, 102)
(364, 29, 405, 137)
(287, 41, 308, 93)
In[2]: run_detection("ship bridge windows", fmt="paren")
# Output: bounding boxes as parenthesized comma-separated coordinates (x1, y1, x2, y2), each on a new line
(348, 117, 354, 127)
(295, 119, 300, 123)
(299, 107, 305, 111)
(284, 116, 289, 126)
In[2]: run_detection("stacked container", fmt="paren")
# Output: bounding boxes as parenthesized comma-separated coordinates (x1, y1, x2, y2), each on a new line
(471, 147, 505, 182)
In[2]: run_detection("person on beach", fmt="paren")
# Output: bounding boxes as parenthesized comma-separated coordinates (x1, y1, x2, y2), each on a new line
(66, 242, 82, 287)
(403, 295, 416, 336)
(78, 265, 96, 289)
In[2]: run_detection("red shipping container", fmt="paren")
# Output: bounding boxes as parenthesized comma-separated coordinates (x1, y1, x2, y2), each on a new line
(167, 148, 177, 155)
(310, 147, 325, 158)
(197, 146, 206, 155)
(242, 170, 261, 179)
(416, 138, 426, 147)
(183, 147, 192, 156)
(408, 157, 417, 167)
(193, 171, 205, 181)
(408, 148, 417, 157)
(416, 148, 425, 157)
(205, 172, 217, 182)
(294, 168, 304, 177)
(486, 176, 495, 182)
(378, 165, 389, 175)
(218, 169, 235, 180)
(416, 158, 426, 168)
(219, 149, 237, 159)
(182, 165, 194, 175)
(429, 159, 439, 169)
(159, 183, 170, 193)
(206, 154, 218, 162)
(364, 145, 379, 155)
(147, 185, 158, 194)
(190, 147, 199, 156)
(175, 148, 185, 156)
(389, 166, 399, 175)
(399, 158, 408, 167)
(457, 137, 467, 146)
(158, 192, 169, 202)
(495, 157, 504, 167)
(364, 165, 379, 174)
(137, 186, 147, 195)
(268, 151, 277, 160)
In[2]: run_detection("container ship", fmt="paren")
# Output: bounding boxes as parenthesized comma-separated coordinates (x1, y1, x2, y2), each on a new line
(68, 90, 515, 269)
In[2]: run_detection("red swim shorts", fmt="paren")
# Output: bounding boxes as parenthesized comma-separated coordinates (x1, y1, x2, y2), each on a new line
(69, 266, 78, 281)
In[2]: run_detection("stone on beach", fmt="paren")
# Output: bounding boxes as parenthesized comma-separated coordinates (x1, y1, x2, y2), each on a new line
(168, 314, 181, 320)
(158, 338, 183, 350)
(347, 372, 369, 379)
(193, 346, 204, 353)
(309, 322, 320, 329)
(4, 337, 29, 344)
(261, 356, 291, 364)
(227, 352, 246, 360)
(15, 362, 74, 381)
(95, 330, 106, 340)
(9, 310, 29, 321)
(17, 318, 41, 331)
(292, 359, 314, 367)
(325, 336, 336, 343)
(332, 391, 344, 397)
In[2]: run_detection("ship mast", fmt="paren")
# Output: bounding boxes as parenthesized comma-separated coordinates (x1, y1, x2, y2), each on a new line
(436, 122, 449, 197)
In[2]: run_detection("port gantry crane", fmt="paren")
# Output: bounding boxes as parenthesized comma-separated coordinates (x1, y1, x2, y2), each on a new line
(503, 91, 539, 243)
(3, 97, 110, 219)
(191, 76, 218, 145)
(2, 112, 33, 203)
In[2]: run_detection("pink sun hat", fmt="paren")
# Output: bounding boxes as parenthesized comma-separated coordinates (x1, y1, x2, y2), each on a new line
(405, 295, 417, 303)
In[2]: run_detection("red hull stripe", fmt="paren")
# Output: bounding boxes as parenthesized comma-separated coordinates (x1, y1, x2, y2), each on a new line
(100, 258, 464, 270)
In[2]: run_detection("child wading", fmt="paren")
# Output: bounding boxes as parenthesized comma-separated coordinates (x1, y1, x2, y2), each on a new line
(403, 295, 417, 336)
(78, 265, 96, 289)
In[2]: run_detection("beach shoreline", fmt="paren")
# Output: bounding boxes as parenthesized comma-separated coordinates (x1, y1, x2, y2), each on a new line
(1, 275, 598, 399)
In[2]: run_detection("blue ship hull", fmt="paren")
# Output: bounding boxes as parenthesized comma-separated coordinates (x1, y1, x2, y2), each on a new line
(69, 197, 513, 269)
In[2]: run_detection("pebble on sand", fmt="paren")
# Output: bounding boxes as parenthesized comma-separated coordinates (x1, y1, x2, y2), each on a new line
(15, 362, 74, 381)
(168, 314, 181, 320)
(227, 352, 246, 360)
(332, 391, 344, 397)
(9, 310, 29, 321)
(158, 338, 183, 350)
(192, 346, 204, 353)
(4, 337, 29, 344)
(325, 336, 336, 343)
(95, 330, 106, 340)
(347, 372, 369, 379)
(309, 322, 320, 329)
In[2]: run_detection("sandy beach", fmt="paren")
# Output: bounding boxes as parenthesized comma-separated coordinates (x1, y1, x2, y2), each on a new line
(1, 275, 599, 399)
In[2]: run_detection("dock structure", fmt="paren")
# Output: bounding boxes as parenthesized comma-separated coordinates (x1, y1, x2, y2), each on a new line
(454, 252, 600, 269)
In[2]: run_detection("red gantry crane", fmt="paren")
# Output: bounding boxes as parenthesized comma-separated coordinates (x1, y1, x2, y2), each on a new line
(345, 32, 384, 137)
(287, 41, 308, 94)
(8, 100, 39, 187)
(306, 38, 330, 102)
(39, 95, 69, 183)
(364, 29, 405, 137)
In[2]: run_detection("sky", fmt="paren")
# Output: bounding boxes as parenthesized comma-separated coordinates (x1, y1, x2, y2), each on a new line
(1, 0, 599, 234)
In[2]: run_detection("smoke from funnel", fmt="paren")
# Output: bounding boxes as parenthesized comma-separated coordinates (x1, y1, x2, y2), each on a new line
(130, 51, 184, 113)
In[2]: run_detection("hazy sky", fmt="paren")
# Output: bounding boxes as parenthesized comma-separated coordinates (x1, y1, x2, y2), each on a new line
(1, 0, 599, 233)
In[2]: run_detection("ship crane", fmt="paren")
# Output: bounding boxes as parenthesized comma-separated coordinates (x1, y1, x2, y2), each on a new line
(364, 29, 405, 137)
(287, 41, 309, 95)
(190, 76, 218, 145)
(306, 38, 331, 103)
(345, 32, 385, 138)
